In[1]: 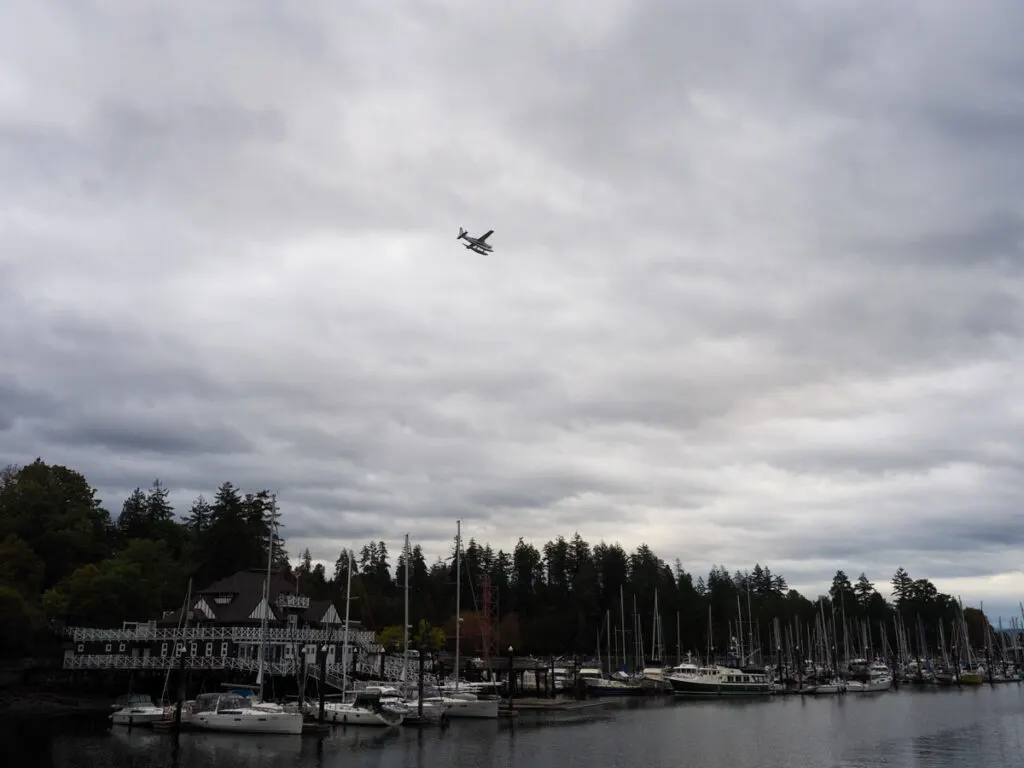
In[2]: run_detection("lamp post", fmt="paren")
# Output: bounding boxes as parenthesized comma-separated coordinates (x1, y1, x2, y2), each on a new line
(507, 645, 515, 711)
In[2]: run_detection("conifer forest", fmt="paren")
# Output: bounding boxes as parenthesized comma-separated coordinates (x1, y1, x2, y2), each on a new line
(0, 459, 993, 660)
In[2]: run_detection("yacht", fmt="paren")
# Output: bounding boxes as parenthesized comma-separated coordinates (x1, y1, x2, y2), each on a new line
(110, 694, 167, 726)
(665, 664, 772, 696)
(191, 692, 304, 735)
(321, 691, 404, 727)
(578, 668, 643, 696)
(853, 661, 893, 692)
(409, 686, 499, 718)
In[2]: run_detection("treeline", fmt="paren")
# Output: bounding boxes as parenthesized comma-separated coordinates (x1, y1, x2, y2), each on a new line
(0, 459, 990, 660)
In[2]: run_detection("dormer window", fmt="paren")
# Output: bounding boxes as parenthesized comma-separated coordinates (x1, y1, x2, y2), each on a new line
(213, 593, 234, 605)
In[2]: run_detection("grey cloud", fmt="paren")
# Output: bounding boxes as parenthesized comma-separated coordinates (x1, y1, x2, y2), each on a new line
(44, 412, 253, 457)
(0, 378, 58, 431)
(2, 0, 1024, 617)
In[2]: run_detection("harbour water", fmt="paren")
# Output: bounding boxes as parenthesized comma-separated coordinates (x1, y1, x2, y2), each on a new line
(9, 686, 1024, 768)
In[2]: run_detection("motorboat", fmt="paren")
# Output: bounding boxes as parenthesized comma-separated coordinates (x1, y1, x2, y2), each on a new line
(665, 665, 773, 696)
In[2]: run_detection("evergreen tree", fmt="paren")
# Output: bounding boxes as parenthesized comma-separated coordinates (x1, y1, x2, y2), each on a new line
(117, 488, 149, 540)
(146, 479, 174, 523)
(891, 567, 913, 606)
(183, 495, 211, 532)
(853, 573, 875, 608)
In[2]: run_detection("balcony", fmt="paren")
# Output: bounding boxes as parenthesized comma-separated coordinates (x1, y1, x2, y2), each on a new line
(275, 594, 311, 611)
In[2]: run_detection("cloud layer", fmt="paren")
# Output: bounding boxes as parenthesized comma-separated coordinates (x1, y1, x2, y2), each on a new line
(2, 1, 1023, 620)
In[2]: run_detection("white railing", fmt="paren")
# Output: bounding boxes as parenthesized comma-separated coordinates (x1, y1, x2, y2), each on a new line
(65, 650, 437, 690)
(64, 655, 306, 674)
(276, 594, 311, 610)
(66, 625, 379, 646)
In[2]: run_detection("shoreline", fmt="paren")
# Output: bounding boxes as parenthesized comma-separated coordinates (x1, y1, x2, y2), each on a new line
(0, 688, 113, 722)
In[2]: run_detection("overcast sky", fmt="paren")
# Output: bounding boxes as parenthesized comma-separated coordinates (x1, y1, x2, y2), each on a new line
(2, 1, 1022, 623)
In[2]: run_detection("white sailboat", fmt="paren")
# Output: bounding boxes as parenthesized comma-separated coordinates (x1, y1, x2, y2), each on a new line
(409, 522, 498, 719)
(191, 691, 304, 735)
(325, 550, 405, 726)
(193, 514, 304, 735)
(447, 520, 498, 718)
(109, 694, 167, 726)
(322, 690, 405, 727)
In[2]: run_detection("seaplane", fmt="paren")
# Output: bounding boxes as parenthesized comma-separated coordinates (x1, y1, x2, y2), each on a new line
(457, 227, 494, 255)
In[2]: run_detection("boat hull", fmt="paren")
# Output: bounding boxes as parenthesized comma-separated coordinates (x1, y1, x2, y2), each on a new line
(582, 678, 643, 696)
(192, 711, 304, 735)
(110, 708, 166, 726)
(327, 705, 403, 726)
(851, 677, 892, 693)
(667, 678, 772, 696)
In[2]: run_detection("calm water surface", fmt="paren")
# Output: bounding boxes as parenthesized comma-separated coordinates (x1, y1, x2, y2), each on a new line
(10, 686, 1024, 768)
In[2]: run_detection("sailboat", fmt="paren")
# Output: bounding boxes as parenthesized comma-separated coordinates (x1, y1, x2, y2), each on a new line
(580, 611, 643, 696)
(109, 694, 168, 726)
(114, 582, 197, 727)
(193, 515, 304, 735)
(412, 522, 498, 718)
(320, 550, 405, 727)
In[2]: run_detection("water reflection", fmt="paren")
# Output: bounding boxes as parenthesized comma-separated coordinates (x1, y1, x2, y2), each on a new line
(12, 685, 1024, 768)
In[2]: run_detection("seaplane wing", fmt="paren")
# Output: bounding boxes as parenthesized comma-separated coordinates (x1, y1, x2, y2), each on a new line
(477, 230, 494, 242)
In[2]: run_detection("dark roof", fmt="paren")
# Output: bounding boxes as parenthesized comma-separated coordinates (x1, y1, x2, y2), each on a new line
(157, 569, 346, 627)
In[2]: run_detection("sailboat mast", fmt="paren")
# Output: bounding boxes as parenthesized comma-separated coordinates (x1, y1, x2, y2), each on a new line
(736, 594, 743, 662)
(160, 577, 192, 705)
(455, 520, 461, 692)
(676, 610, 681, 665)
(606, 609, 612, 675)
(651, 590, 658, 662)
(747, 588, 755, 665)
(341, 549, 352, 696)
(619, 586, 626, 672)
(257, 516, 275, 702)
(403, 533, 410, 684)
(633, 597, 638, 671)
(707, 604, 712, 664)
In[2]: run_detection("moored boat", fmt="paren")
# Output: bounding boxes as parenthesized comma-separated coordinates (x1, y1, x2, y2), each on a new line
(191, 692, 303, 735)
(578, 668, 643, 696)
(110, 694, 167, 726)
(321, 691, 404, 726)
(666, 665, 772, 696)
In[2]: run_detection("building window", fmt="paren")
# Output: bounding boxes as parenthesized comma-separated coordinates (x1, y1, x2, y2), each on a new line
(205, 642, 213, 656)
(161, 643, 168, 657)
(189, 642, 197, 657)
(118, 643, 126, 652)
(105, 644, 111, 652)
(221, 642, 228, 657)
(77, 644, 84, 653)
